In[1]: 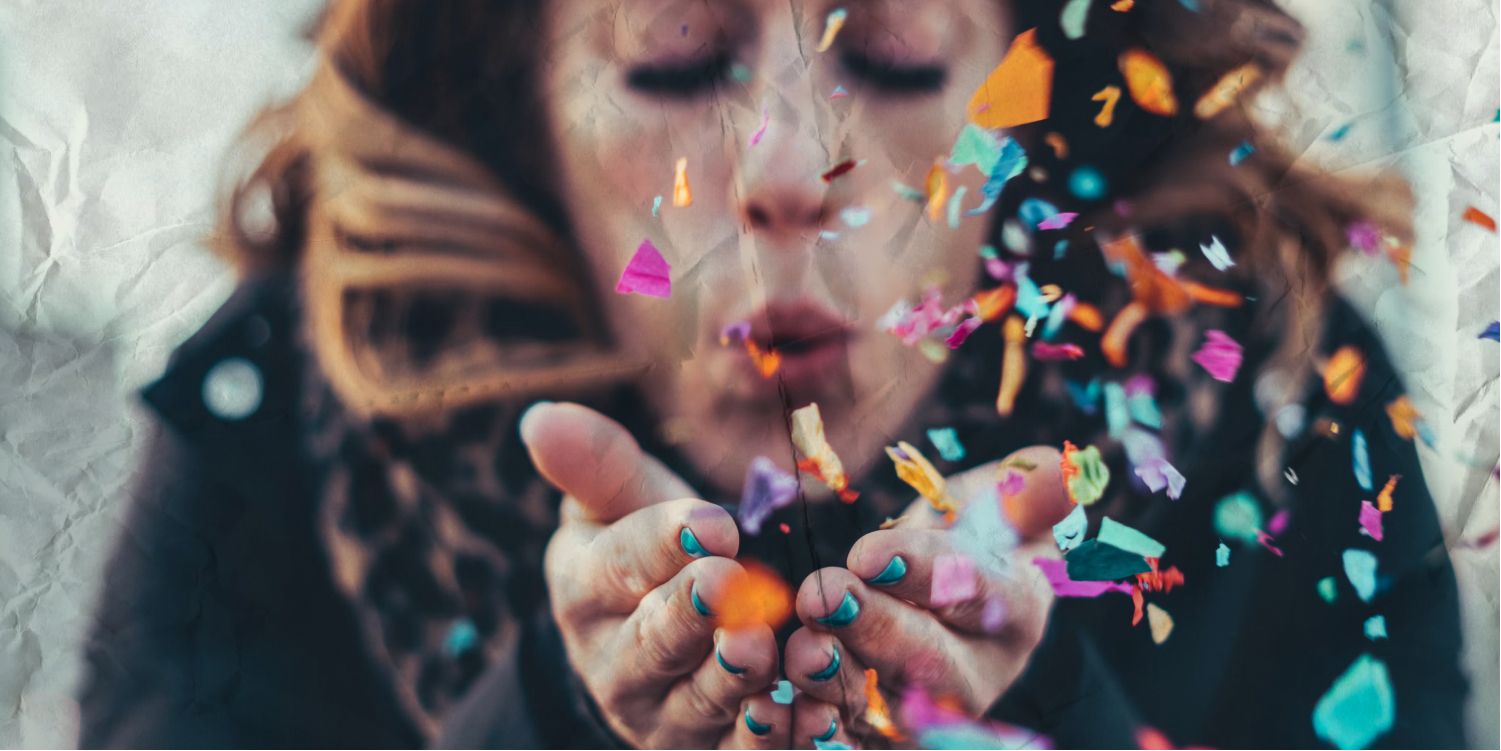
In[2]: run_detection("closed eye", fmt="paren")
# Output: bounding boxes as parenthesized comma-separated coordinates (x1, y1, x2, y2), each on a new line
(840, 50, 947, 94)
(625, 52, 733, 99)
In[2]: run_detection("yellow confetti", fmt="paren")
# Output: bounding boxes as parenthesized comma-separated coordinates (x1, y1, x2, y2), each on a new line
(967, 29, 1054, 128)
(924, 161, 949, 222)
(1044, 132, 1069, 159)
(1376, 475, 1400, 512)
(886, 441, 957, 517)
(1386, 396, 1421, 439)
(1324, 346, 1367, 406)
(1147, 602, 1174, 644)
(1119, 49, 1178, 116)
(672, 157, 693, 207)
(996, 315, 1027, 416)
(1092, 85, 1122, 127)
(790, 404, 854, 499)
(863, 669, 904, 741)
(1194, 63, 1262, 119)
(816, 8, 848, 53)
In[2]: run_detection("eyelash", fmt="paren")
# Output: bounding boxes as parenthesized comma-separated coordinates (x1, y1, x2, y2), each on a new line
(624, 49, 947, 99)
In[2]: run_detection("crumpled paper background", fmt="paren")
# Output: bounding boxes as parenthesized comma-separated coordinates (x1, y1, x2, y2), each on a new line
(0, 0, 1495, 746)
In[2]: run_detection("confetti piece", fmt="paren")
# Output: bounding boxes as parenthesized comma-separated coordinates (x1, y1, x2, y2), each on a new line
(744, 340, 782, 378)
(651, 195, 662, 216)
(830, 84, 849, 99)
(1343, 549, 1378, 602)
(1200, 235, 1234, 270)
(1102, 301, 1148, 368)
(1119, 49, 1178, 116)
(1066, 539, 1151, 581)
(840, 206, 871, 227)
(1376, 475, 1399, 512)
(1216, 542, 1230, 567)
(717, 562, 794, 630)
(1229, 141, 1255, 165)
(1313, 654, 1394, 750)
(1092, 85, 1122, 127)
(1256, 529, 1283, 556)
(1268, 509, 1290, 536)
(997, 469, 1026, 498)
(863, 669, 903, 741)
(946, 186, 969, 229)
(1317, 575, 1337, 603)
(1060, 0, 1092, 39)
(1213, 491, 1263, 543)
(1045, 132, 1069, 158)
(1146, 603, 1173, 644)
(1327, 122, 1354, 141)
(1364, 615, 1387, 641)
(927, 427, 967, 462)
(900, 684, 1052, 749)
(1111, 0, 1134, 9)
(1098, 516, 1165, 558)
(1034, 557, 1133, 598)
(1346, 221, 1383, 254)
(887, 441, 957, 517)
(816, 8, 848, 53)
(822, 159, 858, 183)
(969, 285, 1016, 321)
(1352, 429, 1373, 491)
(1358, 500, 1383, 542)
(924, 162, 950, 221)
(738, 457, 800, 535)
(1062, 441, 1111, 506)
(1069, 165, 1107, 200)
(1032, 341, 1085, 361)
(615, 239, 672, 298)
(948, 124, 1004, 175)
(931, 554, 980, 606)
(1054, 504, 1088, 552)
(749, 108, 770, 146)
(1480, 322, 1499, 341)
(996, 315, 1028, 416)
(1385, 396, 1420, 440)
(1037, 212, 1079, 230)
(968, 29, 1053, 128)
(951, 484, 1019, 577)
(790, 404, 857, 502)
(1192, 329, 1243, 382)
(771, 680, 795, 704)
(1194, 63, 1261, 119)
(1463, 206, 1497, 232)
(1135, 457, 1186, 499)
(672, 157, 693, 207)
(1324, 346, 1366, 405)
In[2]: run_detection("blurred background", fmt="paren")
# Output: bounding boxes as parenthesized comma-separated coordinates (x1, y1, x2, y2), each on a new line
(0, 0, 1496, 746)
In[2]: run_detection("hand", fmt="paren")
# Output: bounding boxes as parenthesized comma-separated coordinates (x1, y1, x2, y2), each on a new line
(781, 446, 1074, 743)
(525, 402, 794, 748)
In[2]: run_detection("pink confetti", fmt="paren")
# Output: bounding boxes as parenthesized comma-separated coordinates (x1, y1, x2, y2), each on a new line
(1191, 329, 1243, 382)
(749, 109, 770, 147)
(1346, 221, 1383, 255)
(997, 469, 1026, 498)
(945, 317, 983, 348)
(1134, 457, 1186, 500)
(1359, 500, 1384, 541)
(1254, 529, 1284, 557)
(931, 554, 979, 607)
(615, 239, 671, 298)
(1268, 509, 1291, 536)
(1033, 557, 1133, 598)
(1032, 342, 1086, 361)
(1037, 212, 1079, 230)
(980, 596, 1008, 633)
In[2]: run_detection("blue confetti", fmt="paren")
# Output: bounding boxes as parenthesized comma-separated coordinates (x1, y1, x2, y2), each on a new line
(1327, 122, 1354, 141)
(1066, 379, 1102, 414)
(1018, 197, 1060, 229)
(1343, 549, 1378, 602)
(1364, 615, 1387, 641)
(1313, 654, 1395, 749)
(651, 195, 662, 217)
(1216, 542, 1230, 567)
(1352, 429, 1373, 492)
(444, 618, 479, 657)
(1229, 141, 1256, 165)
(927, 427, 967, 462)
(1480, 321, 1499, 341)
(1178, 0, 1201, 9)
(1068, 165, 1107, 200)
(968, 137, 1028, 215)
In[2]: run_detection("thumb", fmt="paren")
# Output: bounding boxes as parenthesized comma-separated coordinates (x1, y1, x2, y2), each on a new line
(997, 445, 1074, 542)
(519, 401, 697, 524)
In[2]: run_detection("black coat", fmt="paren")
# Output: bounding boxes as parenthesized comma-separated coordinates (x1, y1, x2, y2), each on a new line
(78, 275, 1469, 748)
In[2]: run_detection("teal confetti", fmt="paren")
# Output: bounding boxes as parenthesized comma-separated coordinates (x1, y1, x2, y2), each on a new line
(1054, 504, 1088, 552)
(444, 618, 479, 657)
(1066, 539, 1152, 581)
(651, 195, 662, 217)
(969, 138, 1028, 215)
(947, 186, 968, 229)
(1216, 542, 1230, 567)
(1060, 0, 1092, 40)
(1104, 382, 1130, 438)
(1313, 654, 1395, 749)
(927, 427, 967, 462)
(771, 680, 795, 704)
(1343, 549, 1378, 602)
(1213, 491, 1263, 544)
(1327, 122, 1354, 141)
(892, 181, 927, 202)
(1364, 615, 1387, 641)
(1317, 576, 1337, 604)
(1098, 517, 1166, 559)
(949, 124, 1004, 176)
(1069, 166, 1107, 200)
(730, 63, 753, 83)
(1229, 141, 1255, 165)
(1127, 391, 1163, 429)
(1352, 429, 1372, 492)
(1018, 198, 1060, 229)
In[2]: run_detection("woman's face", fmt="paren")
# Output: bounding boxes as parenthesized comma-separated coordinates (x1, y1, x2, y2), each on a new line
(541, 0, 1010, 494)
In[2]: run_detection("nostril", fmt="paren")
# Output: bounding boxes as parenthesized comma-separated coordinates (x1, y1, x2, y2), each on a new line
(746, 204, 772, 228)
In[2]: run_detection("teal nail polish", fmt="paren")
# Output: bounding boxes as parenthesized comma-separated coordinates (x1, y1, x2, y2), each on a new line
(814, 592, 859, 627)
(865, 555, 907, 586)
(744, 709, 773, 736)
(691, 583, 714, 617)
(812, 718, 838, 744)
(680, 527, 709, 558)
(716, 648, 747, 675)
(806, 644, 841, 682)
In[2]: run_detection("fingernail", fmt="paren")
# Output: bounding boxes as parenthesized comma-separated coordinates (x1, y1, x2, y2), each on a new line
(812, 718, 838, 744)
(814, 592, 859, 627)
(691, 582, 714, 617)
(744, 708, 773, 736)
(865, 555, 907, 586)
(716, 647, 747, 675)
(679, 527, 709, 558)
(517, 400, 555, 444)
(806, 644, 841, 682)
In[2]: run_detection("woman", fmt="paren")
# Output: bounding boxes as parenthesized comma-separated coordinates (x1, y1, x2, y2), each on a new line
(79, 0, 1468, 747)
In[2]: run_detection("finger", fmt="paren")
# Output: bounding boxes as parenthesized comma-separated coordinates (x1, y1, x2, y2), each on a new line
(612, 556, 745, 690)
(848, 527, 1037, 635)
(722, 693, 793, 749)
(995, 445, 1072, 541)
(783, 628, 867, 716)
(792, 694, 854, 750)
(661, 624, 779, 739)
(555, 497, 738, 615)
(520, 401, 696, 523)
(795, 567, 971, 693)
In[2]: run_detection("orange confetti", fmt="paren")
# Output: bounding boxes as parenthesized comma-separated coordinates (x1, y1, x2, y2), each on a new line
(1099, 234, 1191, 313)
(1182, 281, 1244, 308)
(925, 162, 949, 222)
(1060, 440, 1081, 495)
(1323, 346, 1367, 405)
(1045, 132, 1069, 159)
(1386, 396, 1421, 440)
(715, 562, 793, 630)
(1463, 206, 1497, 232)
(1194, 63, 1262, 120)
(672, 157, 693, 207)
(967, 29, 1054, 128)
(1092, 85, 1122, 127)
(797, 459, 861, 504)
(1111, 0, 1135, 9)
(1101, 301, 1148, 368)
(1068, 302, 1105, 331)
(1376, 475, 1400, 513)
(970, 285, 1017, 322)
(1387, 244, 1412, 285)
(1119, 49, 1179, 116)
(863, 669, 904, 741)
(744, 340, 782, 378)
(996, 315, 1028, 416)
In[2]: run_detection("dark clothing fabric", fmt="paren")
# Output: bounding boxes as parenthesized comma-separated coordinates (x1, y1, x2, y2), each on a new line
(78, 274, 1468, 748)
